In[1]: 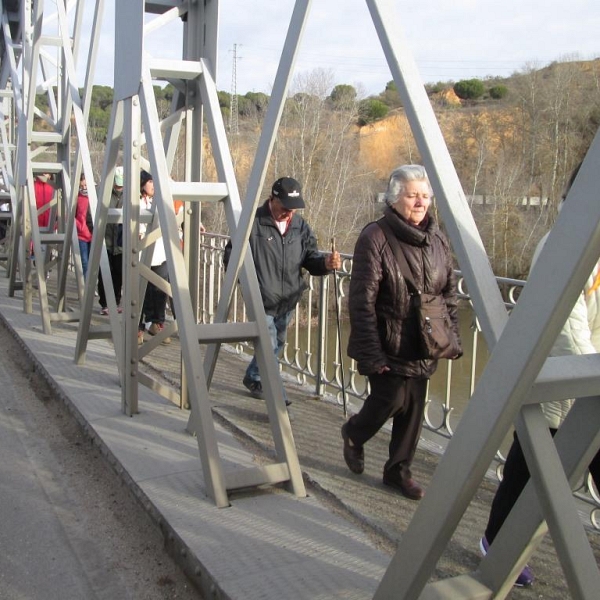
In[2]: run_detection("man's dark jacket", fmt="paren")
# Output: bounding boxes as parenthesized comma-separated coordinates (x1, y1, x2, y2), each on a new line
(224, 200, 331, 316)
(347, 206, 461, 379)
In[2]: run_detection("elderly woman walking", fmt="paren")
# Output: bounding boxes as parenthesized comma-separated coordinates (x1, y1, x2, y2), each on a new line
(341, 164, 462, 500)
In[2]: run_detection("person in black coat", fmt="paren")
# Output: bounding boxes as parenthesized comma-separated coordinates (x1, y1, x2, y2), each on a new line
(341, 164, 461, 500)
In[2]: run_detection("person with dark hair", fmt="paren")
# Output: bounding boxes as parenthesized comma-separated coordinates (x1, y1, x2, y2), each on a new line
(75, 172, 93, 279)
(98, 167, 124, 315)
(341, 164, 462, 501)
(224, 176, 341, 405)
(480, 161, 600, 588)
(138, 170, 170, 345)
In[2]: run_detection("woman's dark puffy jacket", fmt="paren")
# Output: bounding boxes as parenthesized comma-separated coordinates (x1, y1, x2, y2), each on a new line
(347, 206, 461, 379)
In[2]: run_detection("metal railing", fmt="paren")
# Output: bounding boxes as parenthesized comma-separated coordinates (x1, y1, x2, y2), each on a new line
(198, 232, 599, 529)
(198, 233, 521, 434)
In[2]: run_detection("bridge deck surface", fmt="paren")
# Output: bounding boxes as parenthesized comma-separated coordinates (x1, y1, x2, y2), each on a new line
(0, 273, 593, 599)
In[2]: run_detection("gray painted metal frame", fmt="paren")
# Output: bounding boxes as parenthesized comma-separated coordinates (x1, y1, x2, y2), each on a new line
(74, 0, 306, 508)
(4, 0, 102, 333)
(364, 2, 600, 598)
(2, 0, 598, 593)
(0, 10, 26, 290)
(0, 28, 17, 272)
(200, 0, 314, 391)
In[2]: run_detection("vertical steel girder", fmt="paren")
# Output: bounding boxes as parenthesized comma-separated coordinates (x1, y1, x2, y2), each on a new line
(75, 0, 306, 508)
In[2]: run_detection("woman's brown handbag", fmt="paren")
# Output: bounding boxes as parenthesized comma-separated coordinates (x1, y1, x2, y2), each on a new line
(378, 219, 460, 360)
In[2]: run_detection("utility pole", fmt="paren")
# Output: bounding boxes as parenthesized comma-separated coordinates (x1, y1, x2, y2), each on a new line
(229, 43, 239, 136)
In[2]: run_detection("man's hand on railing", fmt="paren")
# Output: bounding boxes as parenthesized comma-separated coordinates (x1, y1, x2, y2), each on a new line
(326, 250, 342, 271)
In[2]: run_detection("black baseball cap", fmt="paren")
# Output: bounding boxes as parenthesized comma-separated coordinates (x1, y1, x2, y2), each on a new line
(271, 177, 305, 209)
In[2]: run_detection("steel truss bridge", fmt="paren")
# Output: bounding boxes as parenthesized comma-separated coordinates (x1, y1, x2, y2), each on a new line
(0, 1, 599, 598)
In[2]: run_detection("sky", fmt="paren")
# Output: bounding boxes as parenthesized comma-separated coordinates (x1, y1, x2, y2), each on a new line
(71, 0, 599, 98)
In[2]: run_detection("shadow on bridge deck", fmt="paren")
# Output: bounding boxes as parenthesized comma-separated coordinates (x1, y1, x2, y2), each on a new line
(0, 273, 589, 599)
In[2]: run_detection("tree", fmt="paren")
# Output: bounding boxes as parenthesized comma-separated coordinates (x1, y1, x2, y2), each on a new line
(154, 84, 171, 119)
(160, 84, 175, 103)
(91, 85, 114, 110)
(453, 79, 485, 100)
(489, 85, 508, 100)
(82, 86, 114, 140)
(426, 81, 451, 95)
(510, 57, 593, 221)
(236, 95, 252, 117)
(243, 92, 269, 115)
(377, 80, 402, 109)
(329, 84, 357, 109)
(357, 99, 388, 126)
(217, 91, 231, 110)
(88, 106, 110, 132)
(273, 68, 376, 250)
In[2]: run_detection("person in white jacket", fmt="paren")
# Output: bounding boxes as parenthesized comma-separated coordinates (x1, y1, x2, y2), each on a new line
(138, 170, 170, 345)
(480, 162, 600, 587)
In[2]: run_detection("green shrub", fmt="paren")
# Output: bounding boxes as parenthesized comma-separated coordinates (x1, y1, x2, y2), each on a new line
(453, 79, 485, 100)
(357, 99, 389, 126)
(489, 85, 508, 99)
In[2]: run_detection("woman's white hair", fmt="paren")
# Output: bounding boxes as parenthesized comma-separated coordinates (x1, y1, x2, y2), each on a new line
(384, 164, 432, 206)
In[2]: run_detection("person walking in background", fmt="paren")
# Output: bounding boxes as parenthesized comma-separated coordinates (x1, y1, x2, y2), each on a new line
(0, 199, 9, 246)
(480, 162, 600, 588)
(138, 170, 170, 345)
(75, 173, 93, 279)
(34, 172, 54, 229)
(224, 176, 341, 405)
(32, 172, 57, 273)
(98, 167, 124, 315)
(341, 165, 462, 501)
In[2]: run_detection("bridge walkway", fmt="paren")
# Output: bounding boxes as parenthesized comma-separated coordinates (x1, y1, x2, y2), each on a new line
(0, 273, 589, 599)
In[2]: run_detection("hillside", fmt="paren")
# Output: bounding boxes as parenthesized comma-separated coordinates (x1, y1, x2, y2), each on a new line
(61, 58, 600, 278)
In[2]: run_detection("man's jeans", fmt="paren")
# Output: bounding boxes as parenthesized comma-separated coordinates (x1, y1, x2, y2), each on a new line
(78, 240, 91, 280)
(245, 310, 294, 400)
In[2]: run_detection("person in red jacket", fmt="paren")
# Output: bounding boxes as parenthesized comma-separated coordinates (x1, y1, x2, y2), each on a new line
(34, 173, 54, 229)
(75, 173, 93, 279)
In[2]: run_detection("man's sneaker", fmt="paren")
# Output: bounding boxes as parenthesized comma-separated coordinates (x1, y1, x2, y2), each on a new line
(148, 322, 171, 344)
(243, 377, 264, 399)
(117, 305, 123, 314)
(99, 307, 109, 316)
(341, 423, 364, 474)
(479, 536, 534, 587)
(479, 535, 489, 555)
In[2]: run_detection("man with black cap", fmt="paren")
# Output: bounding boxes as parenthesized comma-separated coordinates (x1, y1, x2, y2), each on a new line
(226, 176, 341, 404)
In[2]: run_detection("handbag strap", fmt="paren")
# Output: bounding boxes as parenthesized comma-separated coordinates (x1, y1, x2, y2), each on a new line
(377, 218, 419, 295)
